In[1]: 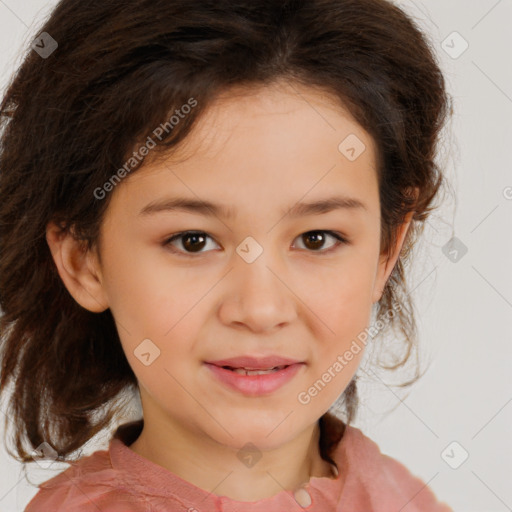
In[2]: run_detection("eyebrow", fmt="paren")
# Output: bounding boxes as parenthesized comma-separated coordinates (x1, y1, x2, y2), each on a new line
(138, 195, 367, 219)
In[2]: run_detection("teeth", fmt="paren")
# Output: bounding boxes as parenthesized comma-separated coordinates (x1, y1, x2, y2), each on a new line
(231, 366, 284, 376)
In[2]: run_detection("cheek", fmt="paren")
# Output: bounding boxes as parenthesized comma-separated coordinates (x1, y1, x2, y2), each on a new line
(99, 242, 187, 327)
(103, 256, 209, 370)
(303, 261, 374, 394)
(306, 261, 375, 333)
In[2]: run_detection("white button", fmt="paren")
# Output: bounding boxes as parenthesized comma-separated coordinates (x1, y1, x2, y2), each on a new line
(294, 487, 312, 508)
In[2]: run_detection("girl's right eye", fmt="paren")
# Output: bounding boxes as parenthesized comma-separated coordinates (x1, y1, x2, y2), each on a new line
(163, 231, 220, 256)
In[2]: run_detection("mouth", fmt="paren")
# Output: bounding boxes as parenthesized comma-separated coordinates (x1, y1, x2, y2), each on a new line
(219, 365, 290, 375)
(204, 361, 304, 396)
(205, 355, 303, 369)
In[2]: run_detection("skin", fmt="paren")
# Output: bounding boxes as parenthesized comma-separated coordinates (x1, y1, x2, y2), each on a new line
(46, 80, 415, 502)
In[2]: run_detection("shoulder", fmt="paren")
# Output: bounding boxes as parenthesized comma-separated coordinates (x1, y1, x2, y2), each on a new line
(336, 425, 453, 511)
(23, 447, 144, 512)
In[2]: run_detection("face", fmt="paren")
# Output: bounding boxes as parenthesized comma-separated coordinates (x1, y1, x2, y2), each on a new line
(63, 81, 408, 451)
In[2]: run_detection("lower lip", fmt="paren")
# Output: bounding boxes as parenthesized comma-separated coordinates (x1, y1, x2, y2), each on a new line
(204, 363, 304, 396)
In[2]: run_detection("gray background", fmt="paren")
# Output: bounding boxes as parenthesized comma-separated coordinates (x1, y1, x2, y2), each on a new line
(0, 1, 511, 511)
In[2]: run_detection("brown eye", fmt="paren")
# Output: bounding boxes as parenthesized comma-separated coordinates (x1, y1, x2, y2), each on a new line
(303, 231, 327, 250)
(181, 232, 207, 252)
(164, 231, 218, 255)
(294, 230, 347, 253)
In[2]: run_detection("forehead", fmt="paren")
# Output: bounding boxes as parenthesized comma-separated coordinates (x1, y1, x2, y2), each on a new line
(168, 81, 372, 161)
(111, 81, 379, 220)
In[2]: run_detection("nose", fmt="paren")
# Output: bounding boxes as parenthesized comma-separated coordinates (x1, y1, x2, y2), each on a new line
(217, 248, 297, 334)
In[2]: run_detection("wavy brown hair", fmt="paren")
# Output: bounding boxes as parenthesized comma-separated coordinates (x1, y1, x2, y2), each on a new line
(0, 0, 450, 467)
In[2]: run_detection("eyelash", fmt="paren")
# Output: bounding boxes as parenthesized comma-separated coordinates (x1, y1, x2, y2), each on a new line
(162, 230, 349, 258)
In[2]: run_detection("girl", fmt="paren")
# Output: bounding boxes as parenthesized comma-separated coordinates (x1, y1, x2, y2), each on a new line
(0, 0, 453, 510)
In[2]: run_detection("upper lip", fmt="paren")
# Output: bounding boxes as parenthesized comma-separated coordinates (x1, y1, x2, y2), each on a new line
(205, 355, 303, 370)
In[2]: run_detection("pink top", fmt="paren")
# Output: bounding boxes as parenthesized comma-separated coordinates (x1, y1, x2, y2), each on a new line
(24, 419, 452, 511)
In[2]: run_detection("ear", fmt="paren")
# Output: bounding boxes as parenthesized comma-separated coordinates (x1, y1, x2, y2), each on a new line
(372, 190, 418, 304)
(45, 221, 109, 312)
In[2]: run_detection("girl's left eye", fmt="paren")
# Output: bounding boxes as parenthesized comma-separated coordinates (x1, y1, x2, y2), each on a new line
(162, 230, 349, 257)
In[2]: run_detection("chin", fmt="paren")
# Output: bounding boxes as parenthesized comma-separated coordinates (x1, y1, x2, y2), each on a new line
(213, 415, 303, 449)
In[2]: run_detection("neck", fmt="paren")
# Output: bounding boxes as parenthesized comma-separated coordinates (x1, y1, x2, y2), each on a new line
(128, 415, 337, 502)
